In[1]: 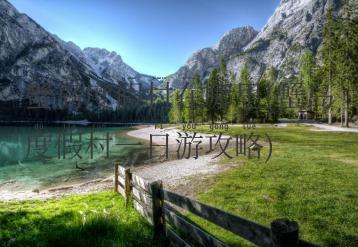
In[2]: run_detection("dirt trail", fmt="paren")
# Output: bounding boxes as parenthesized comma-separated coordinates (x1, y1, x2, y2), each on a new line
(128, 126, 229, 190)
(304, 123, 358, 132)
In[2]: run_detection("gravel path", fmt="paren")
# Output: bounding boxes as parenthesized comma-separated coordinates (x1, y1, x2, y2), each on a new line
(132, 153, 226, 190)
(305, 123, 358, 132)
(128, 126, 229, 190)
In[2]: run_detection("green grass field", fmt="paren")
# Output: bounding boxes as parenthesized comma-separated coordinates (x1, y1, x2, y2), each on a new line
(185, 124, 358, 247)
(0, 124, 356, 247)
(0, 192, 164, 247)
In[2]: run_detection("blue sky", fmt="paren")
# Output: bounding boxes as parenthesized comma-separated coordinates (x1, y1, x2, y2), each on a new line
(9, 0, 279, 77)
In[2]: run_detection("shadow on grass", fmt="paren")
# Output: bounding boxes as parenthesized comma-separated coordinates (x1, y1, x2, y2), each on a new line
(0, 209, 164, 247)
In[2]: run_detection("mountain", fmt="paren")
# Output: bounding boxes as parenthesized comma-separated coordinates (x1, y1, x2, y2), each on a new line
(82, 47, 156, 89)
(169, 26, 258, 88)
(0, 0, 99, 114)
(170, 0, 342, 88)
(53, 36, 158, 88)
(0, 0, 157, 119)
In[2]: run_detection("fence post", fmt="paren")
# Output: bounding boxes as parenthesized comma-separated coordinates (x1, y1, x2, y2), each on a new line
(270, 218, 299, 247)
(150, 134, 153, 158)
(150, 180, 165, 240)
(114, 161, 119, 193)
(124, 168, 131, 207)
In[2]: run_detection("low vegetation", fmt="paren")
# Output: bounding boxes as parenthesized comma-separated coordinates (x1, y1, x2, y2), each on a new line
(0, 192, 163, 247)
(0, 125, 357, 247)
(186, 124, 358, 247)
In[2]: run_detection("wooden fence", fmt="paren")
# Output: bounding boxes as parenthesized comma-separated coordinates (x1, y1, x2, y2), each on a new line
(114, 162, 320, 247)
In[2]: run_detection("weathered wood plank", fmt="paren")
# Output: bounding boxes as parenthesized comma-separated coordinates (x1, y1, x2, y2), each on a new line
(271, 219, 299, 247)
(162, 189, 272, 246)
(133, 199, 153, 225)
(166, 228, 191, 247)
(164, 207, 228, 247)
(118, 176, 125, 187)
(118, 185, 126, 198)
(132, 186, 152, 207)
(151, 180, 165, 239)
(114, 162, 119, 193)
(124, 168, 131, 207)
(131, 173, 152, 193)
(118, 165, 127, 177)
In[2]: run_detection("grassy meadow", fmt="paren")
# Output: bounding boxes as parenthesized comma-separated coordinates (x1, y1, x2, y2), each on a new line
(0, 124, 356, 247)
(0, 192, 164, 247)
(184, 124, 358, 247)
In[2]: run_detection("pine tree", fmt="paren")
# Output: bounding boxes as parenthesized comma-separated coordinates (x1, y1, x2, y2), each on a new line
(207, 68, 219, 123)
(183, 89, 195, 122)
(218, 58, 230, 120)
(226, 73, 239, 123)
(299, 50, 317, 112)
(257, 77, 270, 122)
(334, 0, 357, 127)
(192, 73, 206, 122)
(239, 63, 255, 122)
(168, 89, 182, 123)
(261, 66, 280, 122)
(321, 8, 338, 124)
(268, 83, 280, 122)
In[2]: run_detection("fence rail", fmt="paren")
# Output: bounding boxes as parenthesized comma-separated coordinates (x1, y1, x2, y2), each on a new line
(113, 162, 320, 247)
(164, 205, 228, 247)
(162, 189, 271, 246)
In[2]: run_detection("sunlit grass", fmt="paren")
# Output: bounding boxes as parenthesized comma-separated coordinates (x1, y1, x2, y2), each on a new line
(0, 192, 163, 247)
(185, 124, 358, 247)
(1, 125, 356, 246)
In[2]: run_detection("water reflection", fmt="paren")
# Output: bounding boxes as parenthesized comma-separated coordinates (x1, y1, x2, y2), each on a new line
(0, 126, 148, 191)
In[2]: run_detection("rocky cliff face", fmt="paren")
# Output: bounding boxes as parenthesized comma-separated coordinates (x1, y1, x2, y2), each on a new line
(83, 48, 137, 83)
(169, 26, 258, 88)
(0, 0, 101, 113)
(82, 47, 156, 89)
(0, 0, 343, 117)
(0, 0, 157, 117)
(228, 0, 342, 83)
(170, 0, 342, 88)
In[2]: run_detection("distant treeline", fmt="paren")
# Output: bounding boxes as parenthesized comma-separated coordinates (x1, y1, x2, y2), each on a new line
(1, 4, 356, 126)
(169, 4, 358, 126)
(0, 99, 169, 123)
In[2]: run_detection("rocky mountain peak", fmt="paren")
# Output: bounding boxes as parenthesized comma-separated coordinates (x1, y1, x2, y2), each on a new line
(169, 26, 258, 88)
(246, 0, 325, 48)
(83, 47, 136, 83)
(169, 0, 342, 89)
(84, 48, 122, 61)
(214, 26, 258, 57)
(0, 0, 159, 117)
(228, 0, 342, 83)
(0, 0, 16, 16)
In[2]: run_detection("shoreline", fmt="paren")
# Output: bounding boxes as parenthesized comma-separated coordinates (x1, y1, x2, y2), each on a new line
(2, 123, 356, 201)
(126, 125, 229, 192)
(0, 125, 228, 201)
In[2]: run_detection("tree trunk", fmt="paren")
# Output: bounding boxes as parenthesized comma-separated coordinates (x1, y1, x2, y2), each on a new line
(328, 84, 332, 124)
(344, 90, 349, 128)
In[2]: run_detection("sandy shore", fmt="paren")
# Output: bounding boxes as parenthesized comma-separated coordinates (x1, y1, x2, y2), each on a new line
(1, 125, 228, 201)
(127, 125, 229, 190)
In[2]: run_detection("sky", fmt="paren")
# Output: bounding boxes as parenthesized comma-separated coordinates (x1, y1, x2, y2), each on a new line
(8, 0, 280, 77)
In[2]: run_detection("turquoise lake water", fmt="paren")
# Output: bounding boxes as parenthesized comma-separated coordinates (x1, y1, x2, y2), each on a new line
(0, 126, 148, 191)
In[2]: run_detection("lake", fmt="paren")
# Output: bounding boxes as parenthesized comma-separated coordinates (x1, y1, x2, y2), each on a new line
(0, 125, 148, 191)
